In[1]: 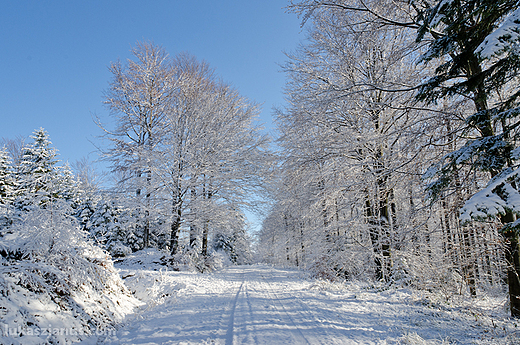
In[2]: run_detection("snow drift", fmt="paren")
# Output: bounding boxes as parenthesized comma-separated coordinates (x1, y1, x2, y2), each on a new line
(0, 205, 142, 345)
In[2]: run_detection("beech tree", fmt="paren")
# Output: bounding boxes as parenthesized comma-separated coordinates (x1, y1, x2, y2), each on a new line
(160, 53, 269, 257)
(100, 43, 267, 264)
(287, 0, 520, 317)
(267, 2, 437, 281)
(101, 42, 175, 249)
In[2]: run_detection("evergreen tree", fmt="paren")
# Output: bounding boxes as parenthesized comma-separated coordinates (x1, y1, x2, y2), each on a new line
(71, 158, 101, 233)
(75, 194, 97, 232)
(57, 163, 80, 205)
(0, 146, 16, 205)
(0, 147, 16, 232)
(15, 128, 60, 210)
(87, 197, 144, 257)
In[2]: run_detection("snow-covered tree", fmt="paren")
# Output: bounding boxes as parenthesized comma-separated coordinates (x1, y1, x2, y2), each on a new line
(0, 147, 16, 232)
(0, 194, 140, 344)
(289, 0, 520, 318)
(16, 128, 60, 203)
(3, 129, 82, 233)
(0, 146, 16, 205)
(100, 41, 175, 249)
(99, 44, 267, 260)
(151, 52, 268, 257)
(267, 2, 438, 282)
(10, 128, 79, 221)
(0, 135, 26, 167)
(413, 0, 520, 317)
(212, 210, 252, 265)
(87, 196, 142, 257)
(56, 163, 81, 206)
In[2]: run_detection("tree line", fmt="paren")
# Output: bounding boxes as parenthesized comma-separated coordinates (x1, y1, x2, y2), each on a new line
(258, 0, 520, 318)
(1, 43, 270, 271)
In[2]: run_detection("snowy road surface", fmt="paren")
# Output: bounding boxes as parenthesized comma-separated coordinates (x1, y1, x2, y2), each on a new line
(86, 264, 513, 344)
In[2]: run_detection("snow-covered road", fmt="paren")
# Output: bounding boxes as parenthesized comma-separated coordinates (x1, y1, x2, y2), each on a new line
(107, 265, 364, 344)
(84, 263, 514, 344)
(209, 266, 348, 345)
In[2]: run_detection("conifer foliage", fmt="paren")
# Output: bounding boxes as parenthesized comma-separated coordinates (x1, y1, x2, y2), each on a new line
(0, 147, 15, 205)
(415, 0, 520, 317)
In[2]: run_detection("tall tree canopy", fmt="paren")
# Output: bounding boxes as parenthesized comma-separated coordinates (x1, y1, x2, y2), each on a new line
(99, 42, 269, 263)
(280, 0, 520, 317)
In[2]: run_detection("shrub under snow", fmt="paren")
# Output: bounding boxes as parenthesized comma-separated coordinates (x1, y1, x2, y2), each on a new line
(0, 204, 142, 345)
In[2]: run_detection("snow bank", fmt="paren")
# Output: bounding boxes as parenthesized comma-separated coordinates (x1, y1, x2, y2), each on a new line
(0, 208, 143, 344)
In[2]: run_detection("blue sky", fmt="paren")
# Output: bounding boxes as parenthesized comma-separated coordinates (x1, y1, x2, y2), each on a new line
(1, 1, 304, 167)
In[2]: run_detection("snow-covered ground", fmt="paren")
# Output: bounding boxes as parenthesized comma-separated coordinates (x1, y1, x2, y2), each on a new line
(79, 250, 519, 345)
(0, 234, 142, 345)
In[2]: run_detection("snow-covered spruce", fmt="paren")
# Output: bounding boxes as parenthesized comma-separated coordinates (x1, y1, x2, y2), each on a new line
(0, 204, 142, 345)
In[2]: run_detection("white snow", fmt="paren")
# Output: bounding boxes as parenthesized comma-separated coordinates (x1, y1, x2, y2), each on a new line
(0, 221, 143, 345)
(478, 8, 520, 59)
(78, 252, 518, 345)
(461, 167, 520, 223)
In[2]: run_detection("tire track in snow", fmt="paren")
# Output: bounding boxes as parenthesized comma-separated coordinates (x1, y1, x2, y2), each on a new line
(243, 281, 260, 345)
(233, 277, 259, 345)
(225, 268, 259, 345)
(259, 269, 312, 345)
(267, 267, 344, 344)
(279, 285, 343, 345)
(225, 275, 244, 345)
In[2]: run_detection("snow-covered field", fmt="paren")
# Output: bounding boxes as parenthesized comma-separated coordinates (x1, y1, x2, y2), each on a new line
(79, 250, 519, 345)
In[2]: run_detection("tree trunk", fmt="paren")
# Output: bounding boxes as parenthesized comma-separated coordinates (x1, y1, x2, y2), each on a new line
(365, 188, 391, 281)
(377, 179, 392, 281)
(442, 199, 454, 262)
(143, 169, 152, 248)
(502, 211, 520, 318)
(462, 226, 477, 296)
(143, 210, 150, 248)
(170, 201, 182, 255)
(495, 180, 519, 316)
(201, 190, 212, 257)
(189, 224, 198, 249)
(300, 221, 305, 268)
(201, 222, 209, 257)
(189, 189, 198, 249)
(505, 231, 520, 318)
(365, 191, 382, 279)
